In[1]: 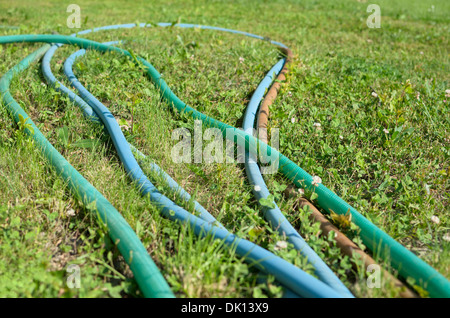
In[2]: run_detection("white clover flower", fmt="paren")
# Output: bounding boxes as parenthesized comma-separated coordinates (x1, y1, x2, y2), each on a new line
(371, 92, 378, 98)
(445, 89, 450, 98)
(383, 128, 389, 134)
(313, 122, 322, 131)
(239, 56, 245, 63)
(254, 185, 261, 192)
(312, 176, 322, 186)
(66, 209, 76, 217)
(339, 135, 344, 140)
(291, 117, 296, 124)
(375, 128, 379, 132)
(297, 188, 305, 195)
(274, 240, 288, 250)
(431, 215, 440, 224)
(443, 234, 450, 242)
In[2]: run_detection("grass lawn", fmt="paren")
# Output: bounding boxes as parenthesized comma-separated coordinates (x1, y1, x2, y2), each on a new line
(0, 0, 448, 298)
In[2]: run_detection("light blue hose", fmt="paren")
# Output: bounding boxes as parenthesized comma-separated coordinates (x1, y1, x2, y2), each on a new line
(242, 60, 354, 298)
(41, 41, 221, 228)
(61, 41, 342, 298)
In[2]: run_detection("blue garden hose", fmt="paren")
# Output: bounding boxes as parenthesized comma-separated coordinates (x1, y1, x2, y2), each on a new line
(41, 41, 222, 228)
(242, 59, 353, 298)
(61, 37, 343, 298)
(44, 45, 298, 299)
(43, 43, 302, 297)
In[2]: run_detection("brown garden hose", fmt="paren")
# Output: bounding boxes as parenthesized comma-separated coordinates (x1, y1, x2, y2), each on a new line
(257, 48, 417, 298)
(256, 47, 293, 145)
(291, 192, 417, 298)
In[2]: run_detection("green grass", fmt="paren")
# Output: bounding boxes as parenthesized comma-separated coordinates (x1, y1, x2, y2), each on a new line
(0, 0, 448, 298)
